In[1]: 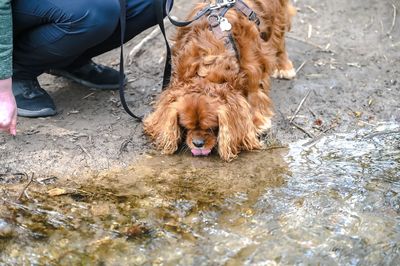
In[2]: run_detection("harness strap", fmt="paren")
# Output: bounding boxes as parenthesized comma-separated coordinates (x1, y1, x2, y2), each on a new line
(234, 0, 260, 26)
(167, 0, 260, 28)
(208, 9, 240, 60)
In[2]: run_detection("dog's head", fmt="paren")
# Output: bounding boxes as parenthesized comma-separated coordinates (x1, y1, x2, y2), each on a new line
(177, 93, 219, 157)
(143, 81, 261, 161)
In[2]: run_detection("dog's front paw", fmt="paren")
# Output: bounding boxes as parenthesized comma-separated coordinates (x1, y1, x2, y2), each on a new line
(271, 68, 296, 80)
(253, 113, 272, 135)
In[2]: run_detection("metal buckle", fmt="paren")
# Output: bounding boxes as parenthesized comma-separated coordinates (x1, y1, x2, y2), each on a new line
(248, 11, 260, 25)
(210, 0, 236, 10)
(207, 13, 221, 27)
(249, 11, 256, 21)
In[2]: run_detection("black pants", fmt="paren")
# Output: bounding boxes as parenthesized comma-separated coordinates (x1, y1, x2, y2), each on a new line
(12, 0, 163, 79)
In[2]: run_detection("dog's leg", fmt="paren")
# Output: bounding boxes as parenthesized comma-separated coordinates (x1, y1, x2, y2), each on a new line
(247, 90, 273, 134)
(271, 48, 296, 80)
(271, 3, 296, 80)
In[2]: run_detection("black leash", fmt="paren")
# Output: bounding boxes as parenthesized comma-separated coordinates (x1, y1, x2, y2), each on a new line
(117, 0, 173, 121)
(165, 0, 214, 27)
(156, 0, 172, 89)
(118, 0, 143, 122)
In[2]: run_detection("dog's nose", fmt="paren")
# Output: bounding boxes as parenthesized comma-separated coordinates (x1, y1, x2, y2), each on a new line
(192, 139, 205, 148)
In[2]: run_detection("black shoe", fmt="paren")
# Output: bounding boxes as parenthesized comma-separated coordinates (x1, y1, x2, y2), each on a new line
(12, 79, 56, 118)
(48, 61, 123, 90)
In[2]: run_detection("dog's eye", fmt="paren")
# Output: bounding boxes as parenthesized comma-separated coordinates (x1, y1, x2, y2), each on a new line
(178, 123, 187, 131)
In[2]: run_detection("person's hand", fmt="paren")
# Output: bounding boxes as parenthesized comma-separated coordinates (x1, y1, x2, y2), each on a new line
(0, 78, 17, 136)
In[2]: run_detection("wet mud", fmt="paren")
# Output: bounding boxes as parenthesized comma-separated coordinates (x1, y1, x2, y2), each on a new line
(1, 123, 399, 265)
(1, 0, 399, 264)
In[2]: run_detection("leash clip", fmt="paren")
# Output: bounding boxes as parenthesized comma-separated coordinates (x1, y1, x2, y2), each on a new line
(207, 13, 221, 27)
(210, 0, 236, 10)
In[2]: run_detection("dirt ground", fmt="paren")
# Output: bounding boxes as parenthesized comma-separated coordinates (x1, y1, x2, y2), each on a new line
(1, 0, 399, 178)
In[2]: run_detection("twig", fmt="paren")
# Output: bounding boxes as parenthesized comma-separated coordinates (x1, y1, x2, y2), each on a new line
(18, 173, 34, 201)
(2, 197, 76, 229)
(307, 24, 313, 39)
(302, 123, 338, 147)
(309, 108, 317, 118)
(290, 89, 312, 123)
(263, 145, 288, 151)
(119, 137, 133, 154)
(387, 4, 397, 35)
(291, 121, 315, 138)
(82, 92, 95, 100)
(0, 172, 26, 178)
(365, 130, 400, 139)
(306, 5, 318, 14)
(392, 42, 400, 47)
(296, 61, 307, 74)
(37, 176, 58, 185)
(78, 144, 93, 159)
(119, 124, 141, 156)
(287, 35, 335, 53)
(128, 27, 160, 65)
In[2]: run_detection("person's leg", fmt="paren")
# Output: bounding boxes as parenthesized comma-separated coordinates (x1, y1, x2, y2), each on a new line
(12, 0, 168, 117)
(12, 0, 120, 80)
(69, 0, 166, 67)
(12, 0, 121, 117)
(51, 0, 167, 91)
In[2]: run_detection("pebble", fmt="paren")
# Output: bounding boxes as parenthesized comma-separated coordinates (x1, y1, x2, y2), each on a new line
(0, 219, 14, 238)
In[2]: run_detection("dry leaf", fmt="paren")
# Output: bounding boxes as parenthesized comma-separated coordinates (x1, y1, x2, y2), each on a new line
(47, 188, 68, 197)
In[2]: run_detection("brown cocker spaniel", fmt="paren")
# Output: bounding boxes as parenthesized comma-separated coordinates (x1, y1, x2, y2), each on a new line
(144, 0, 296, 161)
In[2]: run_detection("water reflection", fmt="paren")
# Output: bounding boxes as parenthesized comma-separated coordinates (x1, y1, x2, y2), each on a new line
(0, 123, 399, 265)
(0, 149, 289, 265)
(271, 123, 400, 265)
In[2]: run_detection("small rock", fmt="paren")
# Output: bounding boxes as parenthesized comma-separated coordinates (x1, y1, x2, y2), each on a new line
(0, 219, 14, 238)
(47, 188, 68, 197)
(125, 223, 150, 239)
(91, 204, 111, 216)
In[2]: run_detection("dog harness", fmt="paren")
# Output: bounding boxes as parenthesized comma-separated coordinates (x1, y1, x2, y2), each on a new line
(167, 0, 261, 59)
(116, 0, 262, 121)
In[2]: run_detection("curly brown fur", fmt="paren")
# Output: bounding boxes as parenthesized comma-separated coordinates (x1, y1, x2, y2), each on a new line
(144, 0, 295, 161)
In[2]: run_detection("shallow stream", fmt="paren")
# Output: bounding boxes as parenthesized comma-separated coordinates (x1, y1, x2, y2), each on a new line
(1, 123, 399, 265)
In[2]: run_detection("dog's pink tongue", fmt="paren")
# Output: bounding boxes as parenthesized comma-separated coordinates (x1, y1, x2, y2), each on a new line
(191, 149, 211, 156)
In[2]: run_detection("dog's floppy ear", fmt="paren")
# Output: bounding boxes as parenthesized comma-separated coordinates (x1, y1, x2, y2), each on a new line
(217, 92, 262, 161)
(143, 88, 181, 154)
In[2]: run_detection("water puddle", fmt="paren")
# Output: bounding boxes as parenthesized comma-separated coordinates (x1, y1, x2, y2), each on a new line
(1, 123, 399, 265)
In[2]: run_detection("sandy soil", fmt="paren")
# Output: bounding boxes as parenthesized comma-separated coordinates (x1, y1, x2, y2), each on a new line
(1, 0, 399, 178)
